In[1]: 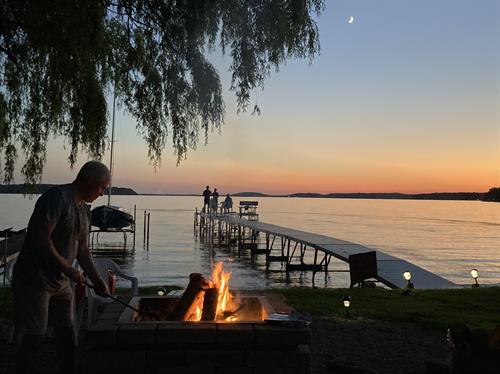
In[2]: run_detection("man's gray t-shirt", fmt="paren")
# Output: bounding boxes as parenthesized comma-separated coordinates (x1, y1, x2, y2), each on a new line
(13, 184, 90, 290)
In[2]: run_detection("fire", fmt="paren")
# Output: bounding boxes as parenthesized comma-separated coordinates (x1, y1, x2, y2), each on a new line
(194, 305, 203, 321)
(211, 262, 235, 318)
(190, 262, 238, 322)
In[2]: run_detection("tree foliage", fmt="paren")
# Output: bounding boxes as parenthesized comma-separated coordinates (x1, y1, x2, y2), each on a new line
(0, 0, 323, 184)
(483, 187, 500, 202)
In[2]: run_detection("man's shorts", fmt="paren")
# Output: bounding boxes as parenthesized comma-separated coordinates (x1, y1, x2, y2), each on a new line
(13, 279, 75, 339)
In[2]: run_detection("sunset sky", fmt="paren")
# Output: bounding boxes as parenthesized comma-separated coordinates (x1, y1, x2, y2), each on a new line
(27, 1, 500, 194)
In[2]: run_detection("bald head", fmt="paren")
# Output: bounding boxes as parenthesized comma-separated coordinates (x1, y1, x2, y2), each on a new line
(74, 161, 111, 203)
(75, 161, 110, 184)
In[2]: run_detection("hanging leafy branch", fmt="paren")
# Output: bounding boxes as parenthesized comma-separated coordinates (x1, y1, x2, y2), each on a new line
(0, 0, 323, 184)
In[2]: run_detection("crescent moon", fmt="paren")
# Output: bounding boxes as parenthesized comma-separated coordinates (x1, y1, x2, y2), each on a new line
(348, 16, 354, 24)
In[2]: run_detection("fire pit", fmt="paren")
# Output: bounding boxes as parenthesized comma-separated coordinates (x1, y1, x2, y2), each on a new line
(118, 295, 274, 324)
(84, 263, 311, 374)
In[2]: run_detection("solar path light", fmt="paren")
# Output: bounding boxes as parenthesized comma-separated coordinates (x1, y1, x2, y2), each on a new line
(402, 271, 414, 296)
(342, 295, 352, 318)
(403, 271, 414, 289)
(470, 269, 479, 288)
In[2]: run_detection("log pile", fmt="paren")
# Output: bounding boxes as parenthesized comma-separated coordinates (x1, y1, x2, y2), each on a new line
(169, 273, 223, 321)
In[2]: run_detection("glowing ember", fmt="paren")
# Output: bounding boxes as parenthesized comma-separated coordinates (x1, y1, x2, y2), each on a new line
(194, 305, 202, 321)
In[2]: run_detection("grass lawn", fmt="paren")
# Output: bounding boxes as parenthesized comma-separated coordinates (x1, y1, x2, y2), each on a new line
(1, 285, 499, 331)
(272, 286, 500, 331)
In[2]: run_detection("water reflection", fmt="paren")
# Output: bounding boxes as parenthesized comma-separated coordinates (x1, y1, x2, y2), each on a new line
(1, 194, 498, 288)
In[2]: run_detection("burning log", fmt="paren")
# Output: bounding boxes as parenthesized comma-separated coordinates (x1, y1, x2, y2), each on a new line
(201, 288, 219, 321)
(169, 273, 210, 321)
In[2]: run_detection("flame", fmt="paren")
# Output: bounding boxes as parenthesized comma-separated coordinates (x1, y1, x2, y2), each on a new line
(194, 305, 202, 321)
(189, 262, 238, 322)
(211, 262, 235, 317)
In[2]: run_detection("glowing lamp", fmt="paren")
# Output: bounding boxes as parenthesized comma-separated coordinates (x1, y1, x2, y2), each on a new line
(343, 298, 351, 308)
(157, 287, 167, 296)
(401, 271, 414, 296)
(470, 269, 479, 288)
(342, 295, 352, 318)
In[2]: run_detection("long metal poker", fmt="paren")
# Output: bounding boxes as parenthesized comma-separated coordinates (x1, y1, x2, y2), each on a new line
(84, 281, 141, 315)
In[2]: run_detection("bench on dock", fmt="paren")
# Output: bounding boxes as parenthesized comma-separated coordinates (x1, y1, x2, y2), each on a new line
(349, 251, 378, 288)
(239, 201, 259, 221)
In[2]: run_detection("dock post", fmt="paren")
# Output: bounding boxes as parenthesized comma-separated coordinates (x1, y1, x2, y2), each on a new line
(143, 210, 147, 248)
(133, 205, 137, 250)
(313, 248, 319, 284)
(194, 207, 198, 232)
(218, 220, 222, 246)
(3, 229, 9, 286)
(324, 254, 331, 280)
(146, 212, 151, 250)
(286, 239, 291, 265)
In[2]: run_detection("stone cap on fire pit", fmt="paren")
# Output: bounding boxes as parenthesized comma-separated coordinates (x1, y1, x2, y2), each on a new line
(87, 295, 311, 349)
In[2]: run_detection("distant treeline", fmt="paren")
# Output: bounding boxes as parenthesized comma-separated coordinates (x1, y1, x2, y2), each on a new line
(0, 184, 137, 195)
(2, 184, 498, 202)
(234, 187, 500, 202)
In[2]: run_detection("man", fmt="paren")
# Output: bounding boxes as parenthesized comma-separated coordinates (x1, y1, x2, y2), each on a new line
(202, 186, 211, 213)
(12, 161, 110, 374)
(211, 188, 219, 213)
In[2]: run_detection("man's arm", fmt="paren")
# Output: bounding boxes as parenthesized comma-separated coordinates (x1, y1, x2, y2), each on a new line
(32, 219, 84, 283)
(76, 235, 108, 296)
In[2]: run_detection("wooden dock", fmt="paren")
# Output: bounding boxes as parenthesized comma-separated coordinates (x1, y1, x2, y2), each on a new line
(196, 212, 456, 289)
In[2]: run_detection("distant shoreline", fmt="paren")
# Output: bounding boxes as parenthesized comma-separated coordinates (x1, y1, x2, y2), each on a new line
(1, 184, 498, 202)
(139, 191, 497, 202)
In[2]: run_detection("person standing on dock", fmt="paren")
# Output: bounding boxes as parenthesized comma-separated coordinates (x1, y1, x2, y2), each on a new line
(223, 193, 233, 213)
(212, 188, 220, 213)
(202, 186, 212, 213)
(12, 160, 110, 374)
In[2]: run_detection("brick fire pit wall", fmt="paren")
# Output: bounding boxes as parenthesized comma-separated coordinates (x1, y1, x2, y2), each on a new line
(84, 296, 311, 374)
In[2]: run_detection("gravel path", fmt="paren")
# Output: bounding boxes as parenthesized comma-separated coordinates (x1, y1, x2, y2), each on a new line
(310, 317, 450, 374)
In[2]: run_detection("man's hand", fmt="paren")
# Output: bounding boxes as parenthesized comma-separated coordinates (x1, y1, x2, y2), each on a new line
(66, 267, 85, 284)
(92, 279, 109, 297)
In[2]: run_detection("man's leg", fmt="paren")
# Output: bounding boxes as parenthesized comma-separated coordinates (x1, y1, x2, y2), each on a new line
(16, 334, 43, 374)
(13, 282, 49, 374)
(50, 281, 76, 374)
(54, 326, 76, 374)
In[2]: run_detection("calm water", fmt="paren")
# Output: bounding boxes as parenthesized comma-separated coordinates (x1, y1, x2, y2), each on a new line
(1, 194, 499, 289)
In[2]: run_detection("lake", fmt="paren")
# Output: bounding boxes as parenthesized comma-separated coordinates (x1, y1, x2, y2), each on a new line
(1, 194, 498, 289)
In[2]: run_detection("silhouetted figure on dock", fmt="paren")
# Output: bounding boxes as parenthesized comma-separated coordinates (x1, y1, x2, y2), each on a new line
(211, 188, 219, 213)
(223, 194, 233, 213)
(202, 186, 211, 213)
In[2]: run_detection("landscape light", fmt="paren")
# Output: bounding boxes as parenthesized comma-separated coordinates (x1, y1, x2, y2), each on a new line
(342, 295, 352, 318)
(470, 269, 479, 288)
(403, 271, 414, 289)
(402, 271, 414, 296)
(157, 287, 167, 296)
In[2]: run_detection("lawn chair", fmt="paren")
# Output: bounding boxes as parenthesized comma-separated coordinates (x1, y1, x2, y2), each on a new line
(86, 258, 138, 327)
